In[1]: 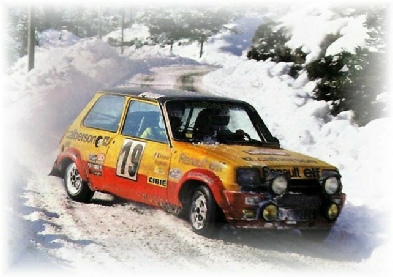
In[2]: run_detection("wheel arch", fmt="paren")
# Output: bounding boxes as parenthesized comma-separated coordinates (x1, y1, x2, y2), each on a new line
(178, 179, 203, 208)
(56, 148, 89, 182)
(177, 169, 228, 221)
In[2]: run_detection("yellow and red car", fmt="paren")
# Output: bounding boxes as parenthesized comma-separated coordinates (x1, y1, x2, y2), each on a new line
(50, 88, 346, 237)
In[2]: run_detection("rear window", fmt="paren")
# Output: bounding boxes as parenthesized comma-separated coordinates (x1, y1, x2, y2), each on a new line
(83, 95, 126, 132)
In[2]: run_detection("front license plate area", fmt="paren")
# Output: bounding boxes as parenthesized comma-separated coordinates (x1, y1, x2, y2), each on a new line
(279, 208, 317, 222)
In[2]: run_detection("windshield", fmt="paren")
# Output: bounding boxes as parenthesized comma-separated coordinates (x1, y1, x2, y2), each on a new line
(165, 100, 277, 145)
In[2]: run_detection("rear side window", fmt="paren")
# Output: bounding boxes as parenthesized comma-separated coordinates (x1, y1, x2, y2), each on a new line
(83, 95, 126, 132)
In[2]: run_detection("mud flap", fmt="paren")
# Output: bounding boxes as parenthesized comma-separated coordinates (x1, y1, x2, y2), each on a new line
(48, 161, 62, 177)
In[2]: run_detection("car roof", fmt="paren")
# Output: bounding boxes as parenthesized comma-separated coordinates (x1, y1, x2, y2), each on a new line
(100, 87, 242, 104)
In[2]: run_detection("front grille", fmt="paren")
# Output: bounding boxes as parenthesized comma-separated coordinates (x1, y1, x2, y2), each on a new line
(288, 179, 322, 195)
(278, 194, 322, 209)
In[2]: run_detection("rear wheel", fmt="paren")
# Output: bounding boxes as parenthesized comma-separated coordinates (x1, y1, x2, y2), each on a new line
(189, 186, 217, 237)
(64, 162, 94, 203)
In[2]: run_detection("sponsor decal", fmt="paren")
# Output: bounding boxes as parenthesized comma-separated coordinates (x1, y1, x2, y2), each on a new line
(154, 152, 170, 160)
(178, 153, 223, 172)
(87, 162, 103, 176)
(66, 129, 110, 147)
(154, 166, 166, 175)
(187, 172, 214, 184)
(154, 160, 169, 167)
(245, 149, 288, 156)
(148, 176, 167, 187)
(263, 167, 322, 178)
(243, 156, 318, 164)
(169, 168, 182, 180)
(88, 153, 105, 164)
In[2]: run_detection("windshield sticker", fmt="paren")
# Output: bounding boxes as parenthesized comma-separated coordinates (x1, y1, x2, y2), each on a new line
(245, 149, 288, 156)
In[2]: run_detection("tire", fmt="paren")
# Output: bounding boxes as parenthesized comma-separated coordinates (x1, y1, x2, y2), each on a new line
(64, 162, 94, 203)
(189, 186, 217, 237)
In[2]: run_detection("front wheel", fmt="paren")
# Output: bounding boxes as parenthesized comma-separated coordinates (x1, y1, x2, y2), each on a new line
(64, 162, 94, 203)
(189, 186, 217, 237)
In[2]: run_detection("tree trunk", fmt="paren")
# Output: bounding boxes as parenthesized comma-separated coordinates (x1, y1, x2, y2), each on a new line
(97, 7, 102, 39)
(121, 8, 125, 54)
(27, 5, 35, 72)
(199, 40, 204, 58)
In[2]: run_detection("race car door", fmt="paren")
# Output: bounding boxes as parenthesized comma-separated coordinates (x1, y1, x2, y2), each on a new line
(81, 94, 127, 191)
(103, 99, 171, 206)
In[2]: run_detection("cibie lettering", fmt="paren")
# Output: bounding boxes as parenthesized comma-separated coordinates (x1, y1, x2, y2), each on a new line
(66, 130, 110, 146)
(148, 176, 167, 187)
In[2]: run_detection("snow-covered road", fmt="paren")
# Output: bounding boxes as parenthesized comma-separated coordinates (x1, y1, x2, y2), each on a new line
(3, 63, 381, 277)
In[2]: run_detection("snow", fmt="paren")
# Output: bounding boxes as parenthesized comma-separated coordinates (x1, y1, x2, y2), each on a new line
(279, 4, 370, 62)
(102, 24, 150, 44)
(1, 1, 393, 276)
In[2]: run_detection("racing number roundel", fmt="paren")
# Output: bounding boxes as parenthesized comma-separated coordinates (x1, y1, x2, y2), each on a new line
(116, 139, 146, 180)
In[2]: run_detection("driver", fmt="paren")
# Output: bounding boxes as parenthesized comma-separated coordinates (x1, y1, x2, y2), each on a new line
(194, 107, 236, 140)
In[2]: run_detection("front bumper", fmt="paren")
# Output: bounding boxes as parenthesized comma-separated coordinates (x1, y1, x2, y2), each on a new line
(223, 191, 346, 230)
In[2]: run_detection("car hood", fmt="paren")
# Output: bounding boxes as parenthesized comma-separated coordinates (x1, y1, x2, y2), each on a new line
(178, 143, 337, 178)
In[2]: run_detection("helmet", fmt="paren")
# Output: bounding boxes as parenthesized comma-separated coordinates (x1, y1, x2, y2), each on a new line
(211, 108, 230, 126)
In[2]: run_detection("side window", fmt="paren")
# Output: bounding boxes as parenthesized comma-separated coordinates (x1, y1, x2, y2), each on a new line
(122, 101, 168, 143)
(83, 95, 126, 132)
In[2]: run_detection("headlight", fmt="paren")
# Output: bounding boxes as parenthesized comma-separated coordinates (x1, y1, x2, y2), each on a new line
(236, 168, 261, 188)
(271, 175, 288, 195)
(320, 171, 341, 194)
(324, 177, 339, 194)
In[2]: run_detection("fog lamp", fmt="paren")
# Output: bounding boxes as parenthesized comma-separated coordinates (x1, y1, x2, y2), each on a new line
(262, 204, 278, 221)
(242, 209, 255, 219)
(325, 203, 339, 221)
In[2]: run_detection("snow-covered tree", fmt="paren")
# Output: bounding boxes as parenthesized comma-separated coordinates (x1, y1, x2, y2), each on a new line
(135, 8, 190, 52)
(135, 7, 234, 56)
(247, 20, 306, 77)
(306, 7, 388, 126)
(186, 8, 234, 57)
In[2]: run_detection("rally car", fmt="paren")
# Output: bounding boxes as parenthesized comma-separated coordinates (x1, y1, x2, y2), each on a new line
(50, 88, 346, 238)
